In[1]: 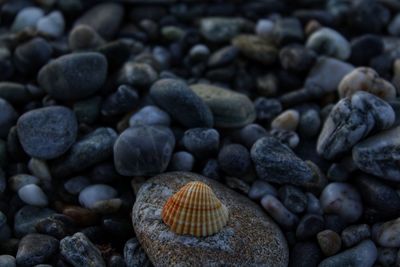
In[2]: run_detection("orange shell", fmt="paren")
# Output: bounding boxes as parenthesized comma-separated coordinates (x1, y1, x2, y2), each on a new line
(162, 181, 229, 237)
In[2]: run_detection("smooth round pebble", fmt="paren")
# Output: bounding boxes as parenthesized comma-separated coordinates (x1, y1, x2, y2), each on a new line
(182, 128, 219, 159)
(218, 144, 251, 176)
(317, 230, 342, 256)
(129, 105, 171, 127)
(18, 184, 48, 207)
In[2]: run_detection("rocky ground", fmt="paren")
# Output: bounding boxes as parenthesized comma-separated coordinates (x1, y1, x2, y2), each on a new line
(0, 0, 400, 266)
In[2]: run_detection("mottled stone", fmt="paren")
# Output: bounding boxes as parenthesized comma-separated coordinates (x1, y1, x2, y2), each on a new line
(132, 172, 288, 266)
(248, 180, 277, 200)
(353, 126, 400, 181)
(341, 224, 371, 247)
(182, 128, 219, 159)
(114, 125, 175, 176)
(123, 238, 150, 267)
(190, 84, 255, 128)
(200, 17, 251, 42)
(317, 91, 395, 160)
(261, 195, 299, 229)
(251, 137, 313, 186)
(60, 232, 105, 267)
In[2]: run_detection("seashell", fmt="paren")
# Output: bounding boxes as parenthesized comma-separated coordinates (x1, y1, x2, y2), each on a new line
(162, 181, 229, 237)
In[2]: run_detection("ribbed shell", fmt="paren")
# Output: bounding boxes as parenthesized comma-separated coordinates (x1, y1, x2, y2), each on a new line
(162, 181, 229, 237)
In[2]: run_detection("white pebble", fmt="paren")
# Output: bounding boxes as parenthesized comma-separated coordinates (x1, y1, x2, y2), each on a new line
(79, 184, 118, 209)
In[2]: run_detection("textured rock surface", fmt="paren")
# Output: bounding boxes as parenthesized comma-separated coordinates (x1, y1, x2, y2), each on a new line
(317, 91, 395, 159)
(132, 172, 288, 267)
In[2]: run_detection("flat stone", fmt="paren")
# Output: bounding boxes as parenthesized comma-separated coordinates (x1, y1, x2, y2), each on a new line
(16, 233, 59, 267)
(132, 172, 288, 267)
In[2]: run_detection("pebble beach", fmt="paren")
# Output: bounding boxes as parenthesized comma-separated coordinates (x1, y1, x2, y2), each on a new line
(0, 0, 400, 266)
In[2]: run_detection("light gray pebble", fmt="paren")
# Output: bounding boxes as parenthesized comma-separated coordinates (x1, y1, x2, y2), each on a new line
(306, 28, 351, 60)
(0, 255, 16, 267)
(11, 7, 44, 32)
(79, 184, 118, 209)
(36, 11, 65, 38)
(18, 184, 48, 207)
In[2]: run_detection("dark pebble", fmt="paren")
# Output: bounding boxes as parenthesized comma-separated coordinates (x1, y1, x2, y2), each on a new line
(101, 85, 138, 117)
(0, 98, 17, 138)
(218, 144, 251, 176)
(278, 185, 307, 214)
(341, 224, 371, 248)
(289, 242, 322, 267)
(182, 128, 219, 159)
(14, 37, 52, 75)
(150, 79, 214, 128)
(113, 125, 175, 176)
(296, 214, 325, 240)
(38, 52, 108, 101)
(123, 238, 150, 267)
(16, 233, 59, 267)
(17, 106, 78, 159)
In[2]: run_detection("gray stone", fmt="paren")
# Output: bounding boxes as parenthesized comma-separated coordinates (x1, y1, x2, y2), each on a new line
(117, 62, 157, 88)
(0, 255, 15, 267)
(14, 206, 55, 238)
(248, 180, 277, 200)
(38, 52, 107, 100)
(182, 128, 219, 159)
(261, 195, 299, 229)
(114, 125, 175, 176)
(79, 184, 118, 209)
(320, 182, 363, 223)
(17, 106, 78, 160)
(317, 91, 395, 160)
(190, 83, 255, 128)
(123, 238, 150, 267)
(353, 126, 400, 181)
(129, 105, 171, 127)
(318, 240, 377, 267)
(200, 17, 251, 42)
(60, 232, 105, 267)
(51, 128, 117, 178)
(305, 57, 354, 95)
(16, 234, 58, 267)
(375, 218, 400, 247)
(68, 25, 105, 51)
(0, 98, 17, 138)
(11, 7, 44, 32)
(306, 28, 351, 60)
(36, 11, 65, 38)
(251, 136, 313, 186)
(341, 224, 371, 247)
(75, 3, 123, 39)
(132, 172, 288, 266)
(18, 184, 48, 207)
(150, 79, 213, 128)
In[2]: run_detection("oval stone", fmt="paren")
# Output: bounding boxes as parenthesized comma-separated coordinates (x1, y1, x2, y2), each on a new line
(190, 84, 256, 128)
(17, 106, 78, 159)
(38, 52, 107, 100)
(132, 172, 288, 266)
(150, 79, 213, 128)
(114, 125, 175, 176)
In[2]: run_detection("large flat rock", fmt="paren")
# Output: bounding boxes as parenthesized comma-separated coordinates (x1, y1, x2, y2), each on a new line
(132, 172, 289, 267)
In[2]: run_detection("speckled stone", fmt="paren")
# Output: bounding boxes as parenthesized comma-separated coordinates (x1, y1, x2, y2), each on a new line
(317, 91, 395, 160)
(232, 35, 277, 65)
(132, 172, 288, 267)
(190, 83, 255, 128)
(352, 126, 400, 181)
